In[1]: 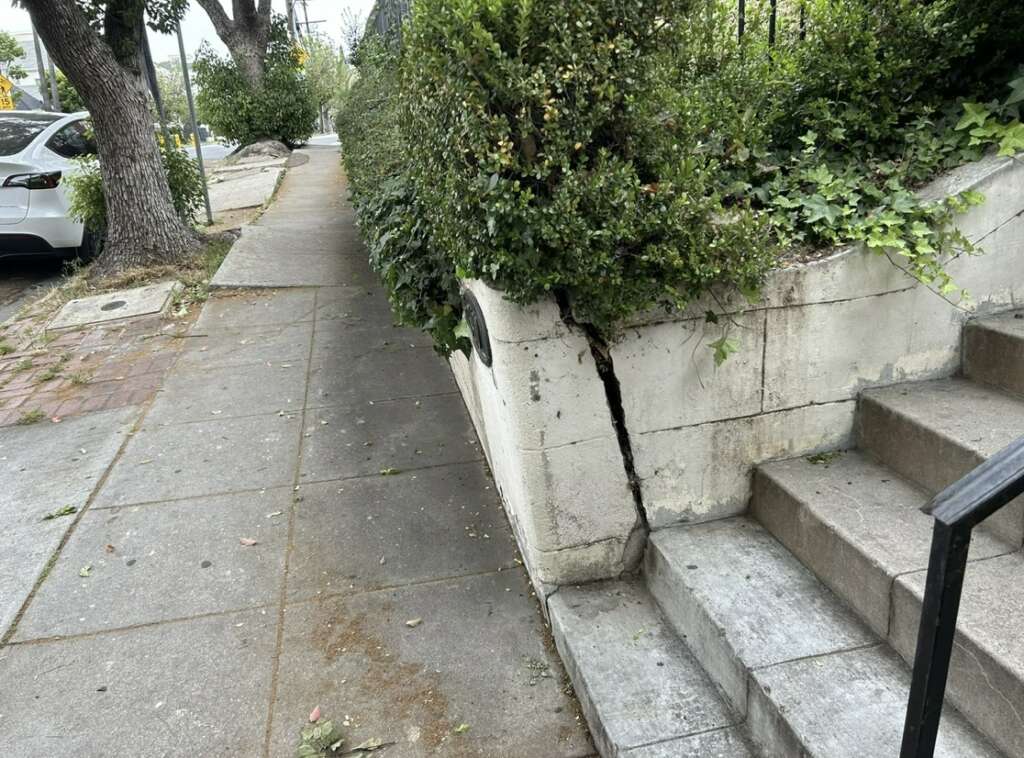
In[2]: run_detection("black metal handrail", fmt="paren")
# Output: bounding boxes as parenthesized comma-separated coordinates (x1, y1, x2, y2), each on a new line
(900, 436, 1024, 757)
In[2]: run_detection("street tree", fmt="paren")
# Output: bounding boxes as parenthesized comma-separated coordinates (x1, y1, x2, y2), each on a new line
(195, 0, 273, 89)
(0, 30, 28, 81)
(155, 59, 190, 128)
(17, 0, 200, 272)
(301, 34, 349, 128)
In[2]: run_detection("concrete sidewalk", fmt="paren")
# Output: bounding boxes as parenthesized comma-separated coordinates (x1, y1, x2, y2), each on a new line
(0, 148, 593, 757)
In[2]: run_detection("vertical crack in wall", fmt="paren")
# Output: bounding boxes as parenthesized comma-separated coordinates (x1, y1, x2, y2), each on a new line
(556, 292, 650, 571)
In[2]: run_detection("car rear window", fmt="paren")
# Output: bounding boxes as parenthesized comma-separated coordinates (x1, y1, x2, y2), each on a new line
(0, 113, 63, 156)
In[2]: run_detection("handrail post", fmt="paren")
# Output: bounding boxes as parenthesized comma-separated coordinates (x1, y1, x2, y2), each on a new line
(900, 521, 972, 758)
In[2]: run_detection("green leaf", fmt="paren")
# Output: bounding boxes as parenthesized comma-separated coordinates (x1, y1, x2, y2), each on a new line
(708, 336, 739, 367)
(955, 102, 991, 132)
(453, 318, 472, 341)
(997, 122, 1024, 157)
(1006, 76, 1024, 107)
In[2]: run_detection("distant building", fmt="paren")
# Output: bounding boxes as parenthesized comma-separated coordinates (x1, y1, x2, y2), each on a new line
(10, 30, 48, 103)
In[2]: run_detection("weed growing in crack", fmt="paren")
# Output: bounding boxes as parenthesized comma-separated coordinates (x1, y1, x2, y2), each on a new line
(16, 409, 45, 425)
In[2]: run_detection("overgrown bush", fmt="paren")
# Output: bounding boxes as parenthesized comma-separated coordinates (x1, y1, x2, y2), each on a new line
(339, 0, 1024, 355)
(67, 142, 206, 233)
(194, 21, 318, 147)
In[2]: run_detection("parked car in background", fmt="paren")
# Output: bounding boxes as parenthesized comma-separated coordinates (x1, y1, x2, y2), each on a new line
(0, 110, 99, 260)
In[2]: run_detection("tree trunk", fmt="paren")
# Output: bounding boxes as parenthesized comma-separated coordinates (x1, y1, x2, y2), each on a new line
(22, 0, 200, 274)
(197, 0, 274, 90)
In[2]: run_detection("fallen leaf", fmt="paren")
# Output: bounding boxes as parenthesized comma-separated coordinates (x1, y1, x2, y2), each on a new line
(79, 564, 92, 577)
(453, 723, 470, 734)
(309, 705, 321, 723)
(239, 537, 259, 547)
(379, 468, 400, 476)
(345, 738, 392, 753)
(405, 618, 422, 628)
(42, 505, 77, 521)
(104, 544, 115, 553)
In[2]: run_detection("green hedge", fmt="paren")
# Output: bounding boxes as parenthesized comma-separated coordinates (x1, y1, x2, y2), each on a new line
(339, 0, 1024, 355)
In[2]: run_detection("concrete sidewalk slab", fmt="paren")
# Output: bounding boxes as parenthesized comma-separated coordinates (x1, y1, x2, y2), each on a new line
(0, 521, 68, 640)
(314, 286, 394, 324)
(144, 361, 308, 425)
(212, 246, 377, 289)
(311, 322, 433, 359)
(0, 407, 137, 638)
(208, 167, 283, 213)
(299, 394, 481, 482)
(194, 289, 317, 332)
(0, 608, 276, 757)
(267, 571, 592, 758)
(94, 412, 300, 508)
(286, 463, 512, 601)
(175, 321, 313, 371)
(14, 488, 292, 640)
(47, 281, 180, 332)
(308, 347, 456, 407)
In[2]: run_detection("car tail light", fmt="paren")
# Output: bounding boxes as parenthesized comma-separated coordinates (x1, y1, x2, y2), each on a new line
(2, 171, 62, 190)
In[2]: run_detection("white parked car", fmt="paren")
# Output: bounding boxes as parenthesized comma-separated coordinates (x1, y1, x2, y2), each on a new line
(0, 110, 98, 260)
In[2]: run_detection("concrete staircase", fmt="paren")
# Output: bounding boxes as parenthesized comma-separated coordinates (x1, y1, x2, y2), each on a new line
(551, 311, 1024, 757)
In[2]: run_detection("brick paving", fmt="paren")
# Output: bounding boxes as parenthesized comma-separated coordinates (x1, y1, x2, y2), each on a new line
(0, 311, 191, 427)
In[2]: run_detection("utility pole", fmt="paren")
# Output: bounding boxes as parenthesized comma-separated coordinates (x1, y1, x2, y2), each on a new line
(176, 23, 213, 225)
(46, 52, 60, 111)
(30, 25, 51, 110)
(295, 1, 325, 36)
(286, 0, 299, 40)
(140, 24, 172, 150)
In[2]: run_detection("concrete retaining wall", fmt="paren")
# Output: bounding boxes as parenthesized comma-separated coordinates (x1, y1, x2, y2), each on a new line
(450, 153, 1024, 593)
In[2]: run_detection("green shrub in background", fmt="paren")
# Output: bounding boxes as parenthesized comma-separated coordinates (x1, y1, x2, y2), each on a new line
(339, 0, 1024, 356)
(67, 142, 207, 234)
(194, 21, 318, 147)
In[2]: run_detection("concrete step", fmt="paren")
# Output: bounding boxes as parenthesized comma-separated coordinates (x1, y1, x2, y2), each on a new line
(548, 580, 756, 758)
(645, 518, 1002, 758)
(857, 377, 1024, 546)
(965, 310, 1024, 397)
(753, 453, 1024, 757)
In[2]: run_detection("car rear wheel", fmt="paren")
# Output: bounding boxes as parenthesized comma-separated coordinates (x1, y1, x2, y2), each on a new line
(76, 229, 104, 262)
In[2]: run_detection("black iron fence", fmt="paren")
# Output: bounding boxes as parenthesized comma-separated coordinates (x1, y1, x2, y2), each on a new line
(900, 437, 1024, 757)
(365, 0, 813, 46)
(368, 0, 411, 44)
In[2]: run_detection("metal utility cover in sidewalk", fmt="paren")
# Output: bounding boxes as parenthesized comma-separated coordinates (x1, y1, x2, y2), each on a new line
(48, 281, 181, 331)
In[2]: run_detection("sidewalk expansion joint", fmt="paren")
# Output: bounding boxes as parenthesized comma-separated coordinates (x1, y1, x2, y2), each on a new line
(261, 285, 319, 758)
(5, 602, 277, 648)
(282, 563, 524, 609)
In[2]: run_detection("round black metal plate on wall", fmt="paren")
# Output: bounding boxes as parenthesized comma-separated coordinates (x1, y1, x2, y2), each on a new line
(462, 289, 493, 368)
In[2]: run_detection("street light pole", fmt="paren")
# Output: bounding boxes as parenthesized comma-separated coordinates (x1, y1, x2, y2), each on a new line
(176, 22, 214, 225)
(30, 25, 51, 110)
(46, 53, 61, 111)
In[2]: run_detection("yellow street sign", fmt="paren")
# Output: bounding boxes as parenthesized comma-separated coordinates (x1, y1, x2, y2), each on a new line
(0, 74, 14, 110)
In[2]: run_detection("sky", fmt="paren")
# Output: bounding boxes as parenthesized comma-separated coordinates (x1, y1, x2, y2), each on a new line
(2, 0, 376, 64)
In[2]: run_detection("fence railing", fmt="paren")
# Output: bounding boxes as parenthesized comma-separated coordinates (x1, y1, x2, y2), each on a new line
(900, 436, 1024, 757)
(368, 0, 411, 44)
(366, 0, 811, 47)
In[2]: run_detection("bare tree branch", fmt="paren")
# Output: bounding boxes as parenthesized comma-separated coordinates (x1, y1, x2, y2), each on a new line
(195, 0, 235, 39)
